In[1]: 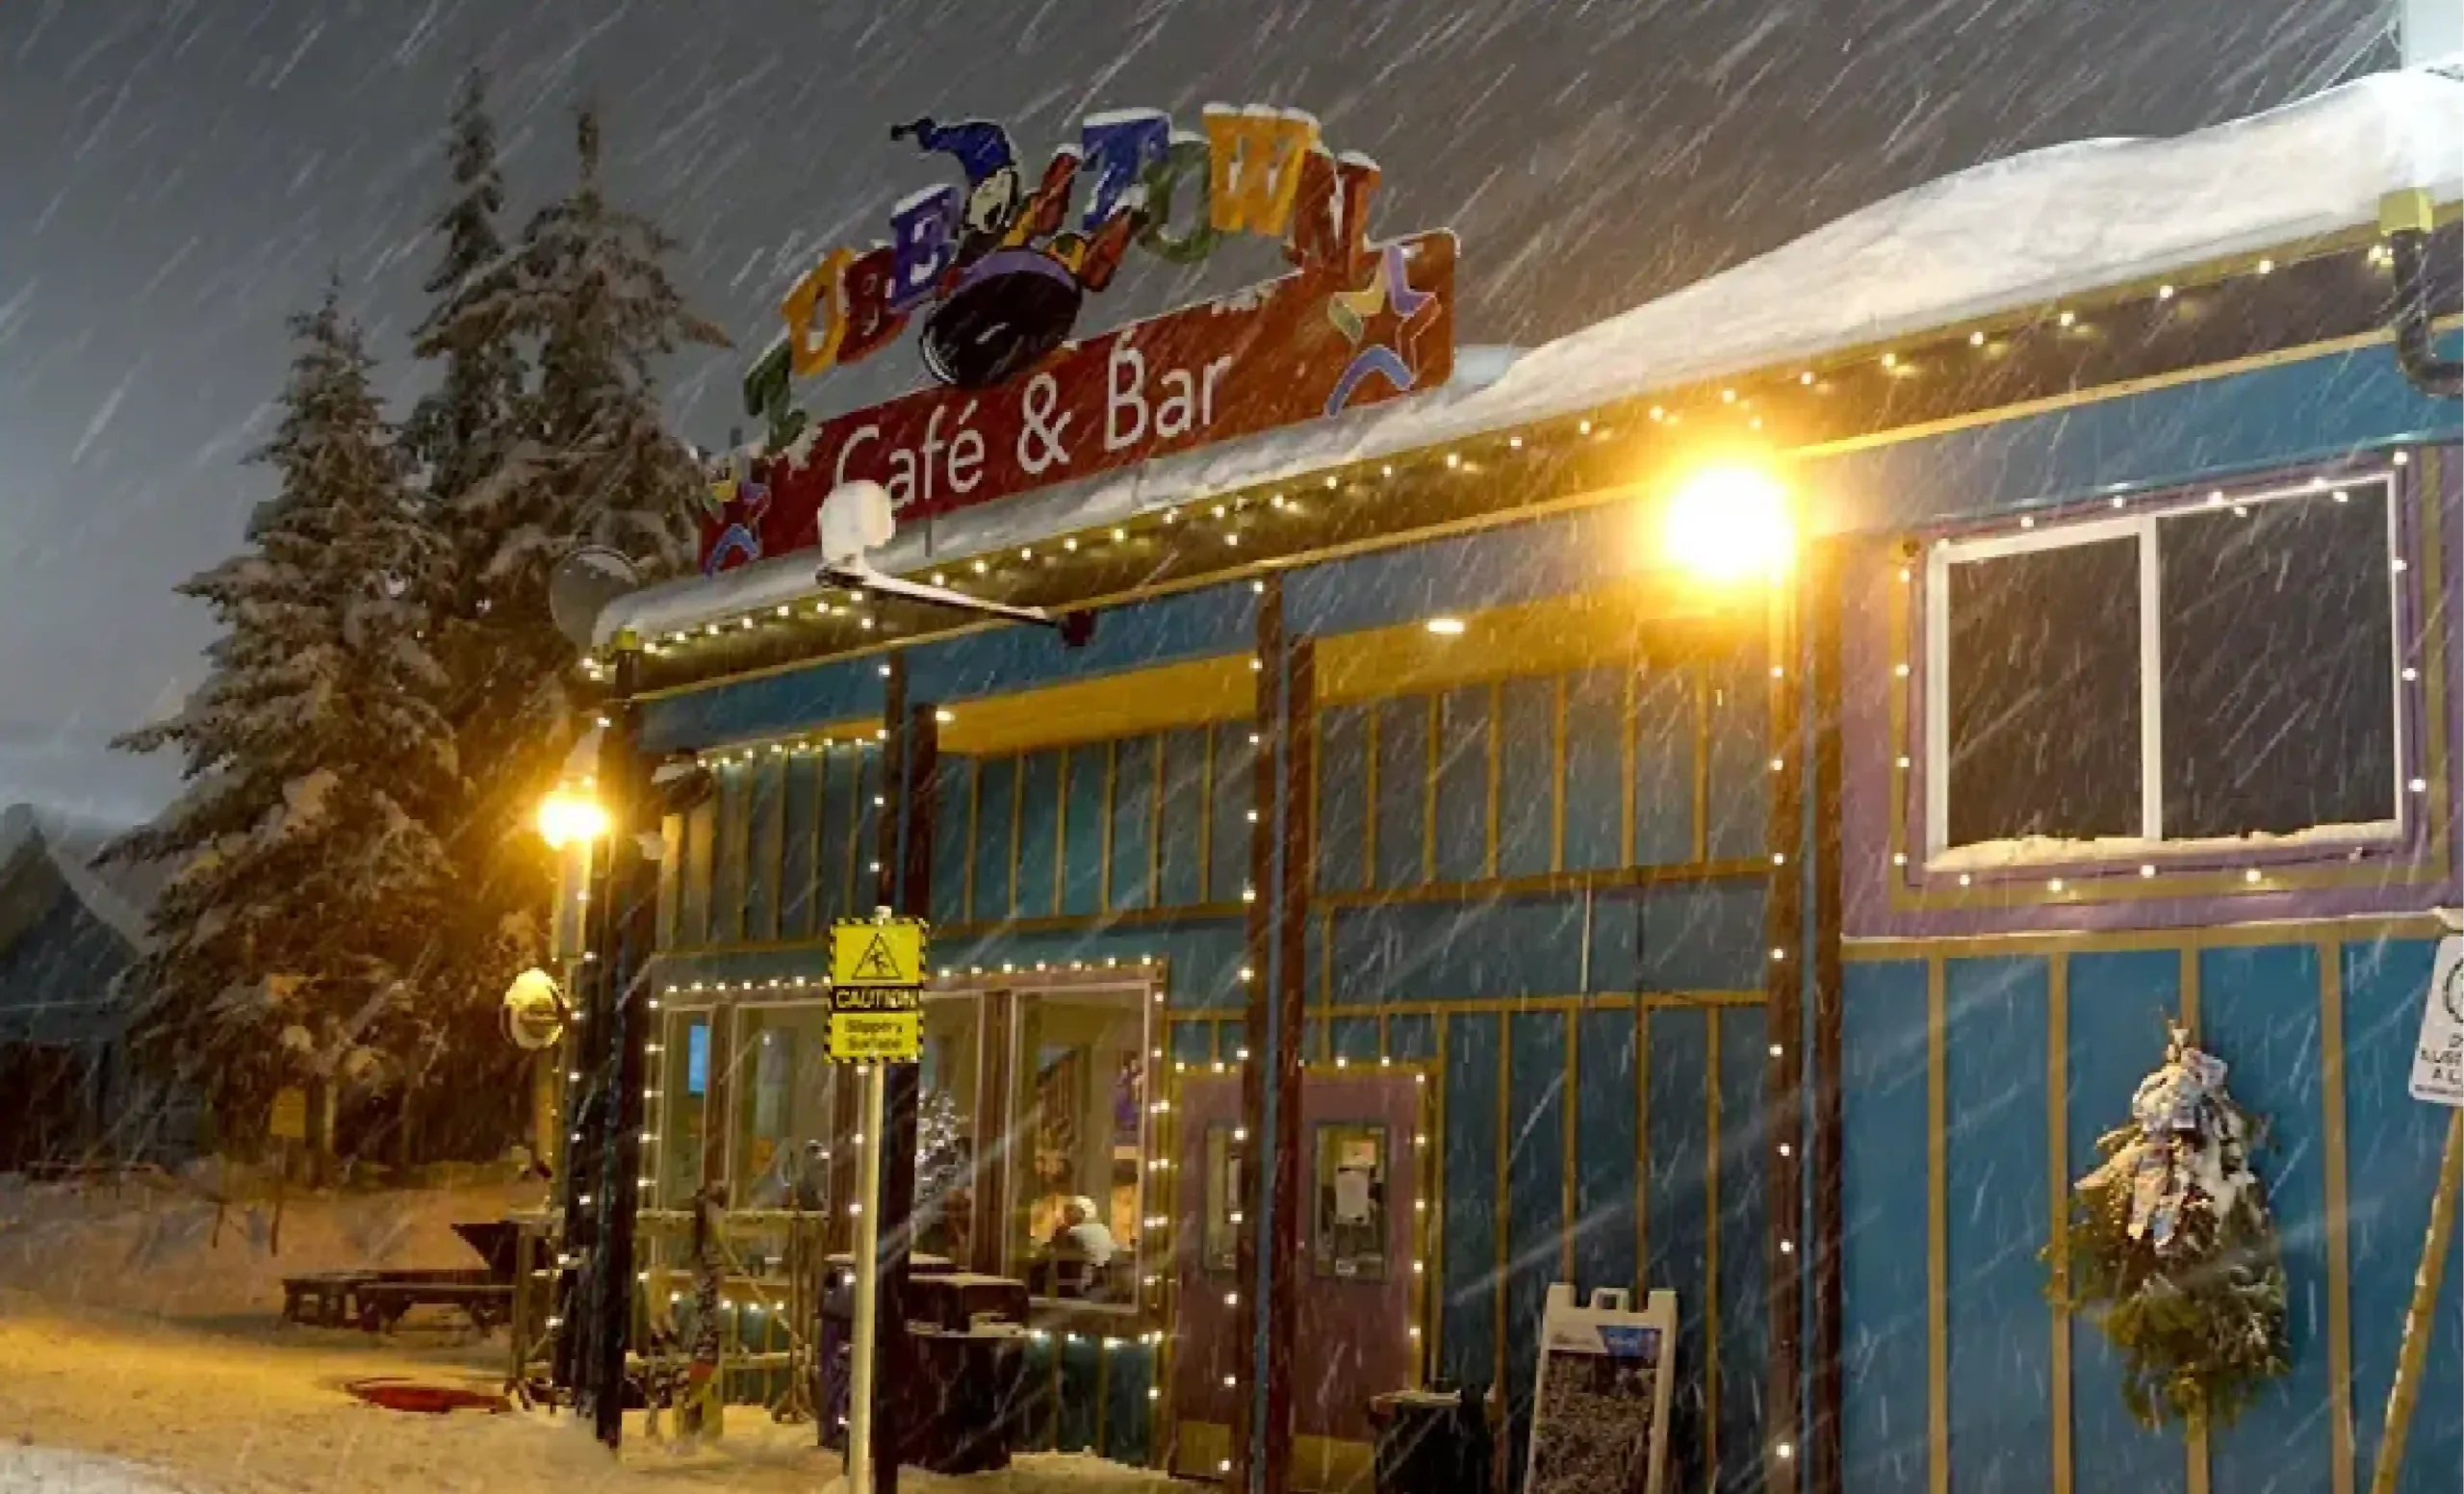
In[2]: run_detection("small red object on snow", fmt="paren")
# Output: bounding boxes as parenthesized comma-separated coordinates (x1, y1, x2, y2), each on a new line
(344, 1378, 510, 1416)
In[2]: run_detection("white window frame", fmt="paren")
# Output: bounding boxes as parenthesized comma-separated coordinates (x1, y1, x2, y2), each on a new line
(1921, 471, 2406, 867)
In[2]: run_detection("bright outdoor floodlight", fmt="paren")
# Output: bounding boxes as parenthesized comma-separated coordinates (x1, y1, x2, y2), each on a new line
(536, 788, 610, 849)
(1661, 462, 1793, 583)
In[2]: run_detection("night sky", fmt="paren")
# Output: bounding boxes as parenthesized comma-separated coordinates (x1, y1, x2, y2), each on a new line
(0, 0, 2390, 821)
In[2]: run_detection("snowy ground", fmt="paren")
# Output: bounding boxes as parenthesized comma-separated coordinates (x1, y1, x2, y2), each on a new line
(0, 1180, 1174, 1494)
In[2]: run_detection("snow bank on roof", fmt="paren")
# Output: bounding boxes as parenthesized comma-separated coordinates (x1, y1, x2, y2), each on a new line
(606, 66, 2464, 646)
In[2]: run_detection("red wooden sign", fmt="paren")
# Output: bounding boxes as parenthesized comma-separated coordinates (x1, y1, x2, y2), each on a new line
(700, 231, 1453, 573)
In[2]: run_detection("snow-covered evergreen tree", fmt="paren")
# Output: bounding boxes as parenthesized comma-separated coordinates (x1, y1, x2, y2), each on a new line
(406, 66, 523, 508)
(107, 292, 457, 1132)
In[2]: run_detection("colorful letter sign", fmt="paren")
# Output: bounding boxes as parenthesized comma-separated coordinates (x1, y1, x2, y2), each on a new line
(703, 103, 1455, 575)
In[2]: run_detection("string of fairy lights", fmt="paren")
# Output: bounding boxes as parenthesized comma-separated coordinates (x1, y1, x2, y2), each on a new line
(585, 237, 2394, 680)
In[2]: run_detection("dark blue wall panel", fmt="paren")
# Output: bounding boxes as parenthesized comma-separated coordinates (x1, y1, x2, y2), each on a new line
(1318, 705, 1370, 895)
(1638, 882, 1766, 992)
(784, 754, 824, 939)
(1442, 1013, 1502, 1396)
(1504, 1011, 1570, 1481)
(2341, 937, 2462, 1494)
(1562, 667, 1625, 873)
(1497, 677, 1557, 879)
(1063, 745, 1107, 917)
(1374, 698, 1429, 889)
(1329, 899, 1589, 1005)
(971, 758, 1015, 924)
(1714, 1005, 1771, 1493)
(1110, 736, 1158, 912)
(1705, 645, 1767, 863)
(1015, 750, 1063, 917)
(1941, 956, 2051, 1493)
(2066, 950, 2189, 1494)
(1208, 723, 1256, 905)
(1159, 728, 1209, 908)
(1644, 1006, 1712, 1488)
(1633, 666, 1696, 867)
(1841, 959, 1929, 1490)
(1435, 687, 1492, 884)
(1573, 1006, 1639, 1300)
(2202, 943, 2329, 1494)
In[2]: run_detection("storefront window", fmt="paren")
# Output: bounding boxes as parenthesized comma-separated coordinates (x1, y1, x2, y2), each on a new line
(732, 1004, 834, 1210)
(1009, 985, 1148, 1306)
(655, 1011, 712, 1206)
(914, 992, 983, 1264)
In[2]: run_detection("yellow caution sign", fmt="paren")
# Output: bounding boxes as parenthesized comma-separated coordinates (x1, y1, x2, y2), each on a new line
(829, 1010, 923, 1064)
(269, 1087, 309, 1142)
(831, 918, 927, 989)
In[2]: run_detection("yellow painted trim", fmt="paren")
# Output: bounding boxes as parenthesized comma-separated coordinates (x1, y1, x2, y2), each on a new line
(1560, 1012, 1578, 1281)
(1551, 675, 1570, 873)
(2048, 954, 2073, 1494)
(1927, 957, 1949, 1494)
(2419, 448, 2450, 863)
(1423, 693, 1441, 887)
(1839, 914, 2451, 963)
(1314, 590, 1731, 707)
(1008, 753, 1026, 919)
(937, 656, 1259, 757)
(2179, 946, 2202, 1039)
(2320, 940, 2355, 1494)
(1485, 680, 1503, 880)
(1619, 668, 1639, 865)
(1705, 1004, 1723, 1488)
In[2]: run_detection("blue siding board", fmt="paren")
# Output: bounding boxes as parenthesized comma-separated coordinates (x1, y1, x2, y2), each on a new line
(1111, 736, 1158, 912)
(1330, 1017, 1381, 1065)
(1063, 746, 1107, 916)
(928, 755, 967, 928)
(852, 749, 881, 911)
(2342, 937, 2462, 1494)
(1170, 1018, 1215, 1068)
(783, 755, 822, 939)
(1331, 899, 1588, 1006)
(1644, 1007, 1712, 1489)
(1374, 698, 1429, 889)
(1208, 723, 1256, 905)
(1705, 645, 1767, 863)
(909, 583, 1255, 702)
(1318, 706, 1370, 895)
(2202, 943, 2330, 1494)
(971, 758, 1015, 925)
(1941, 956, 2052, 1494)
(1715, 1006, 1771, 1494)
(1435, 687, 1491, 884)
(1505, 1012, 1569, 1483)
(1632, 666, 1696, 866)
(1102, 1343, 1154, 1465)
(1840, 960, 1930, 1490)
(1561, 667, 1626, 872)
(639, 657, 885, 755)
(1638, 882, 1765, 992)
(1159, 728, 1209, 908)
(711, 766, 747, 943)
(1015, 750, 1063, 917)
(744, 760, 783, 940)
(1442, 1013, 1502, 1395)
(1497, 677, 1557, 880)
(1385, 1014, 1437, 1064)
(2066, 950, 2189, 1494)
(1573, 1007, 1639, 1299)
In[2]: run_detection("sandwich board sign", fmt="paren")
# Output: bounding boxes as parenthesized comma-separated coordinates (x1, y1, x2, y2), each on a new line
(1523, 1283, 1677, 1494)
(2407, 935, 2464, 1106)
(828, 916, 929, 1063)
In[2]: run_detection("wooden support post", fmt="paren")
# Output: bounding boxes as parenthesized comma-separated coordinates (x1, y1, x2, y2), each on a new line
(1233, 583, 1285, 1494)
(1810, 542, 1847, 1494)
(2368, 1107, 2464, 1494)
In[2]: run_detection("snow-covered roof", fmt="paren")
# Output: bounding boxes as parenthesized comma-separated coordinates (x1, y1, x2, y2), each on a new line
(0, 805, 162, 949)
(604, 64, 2464, 647)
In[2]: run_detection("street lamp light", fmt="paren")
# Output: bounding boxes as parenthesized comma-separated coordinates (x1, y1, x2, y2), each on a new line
(536, 788, 610, 849)
(1661, 461, 1793, 584)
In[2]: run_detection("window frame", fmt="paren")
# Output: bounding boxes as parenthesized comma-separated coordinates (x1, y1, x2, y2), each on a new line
(1919, 469, 2408, 869)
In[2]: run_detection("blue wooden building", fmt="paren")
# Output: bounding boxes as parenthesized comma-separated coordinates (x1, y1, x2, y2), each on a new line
(586, 65, 2464, 1494)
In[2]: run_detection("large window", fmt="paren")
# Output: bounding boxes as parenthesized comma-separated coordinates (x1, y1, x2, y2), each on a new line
(1923, 473, 2403, 864)
(731, 1004, 836, 1208)
(1006, 984, 1151, 1308)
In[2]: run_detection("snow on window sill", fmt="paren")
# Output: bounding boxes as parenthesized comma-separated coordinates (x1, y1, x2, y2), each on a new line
(1924, 820, 2403, 875)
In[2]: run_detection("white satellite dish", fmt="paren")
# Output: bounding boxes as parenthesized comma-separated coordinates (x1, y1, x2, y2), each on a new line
(548, 547, 645, 650)
(819, 480, 897, 567)
(501, 968, 570, 1051)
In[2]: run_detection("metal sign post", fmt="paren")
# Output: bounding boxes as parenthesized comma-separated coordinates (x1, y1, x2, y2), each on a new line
(847, 1060, 889, 1493)
(829, 909, 928, 1494)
